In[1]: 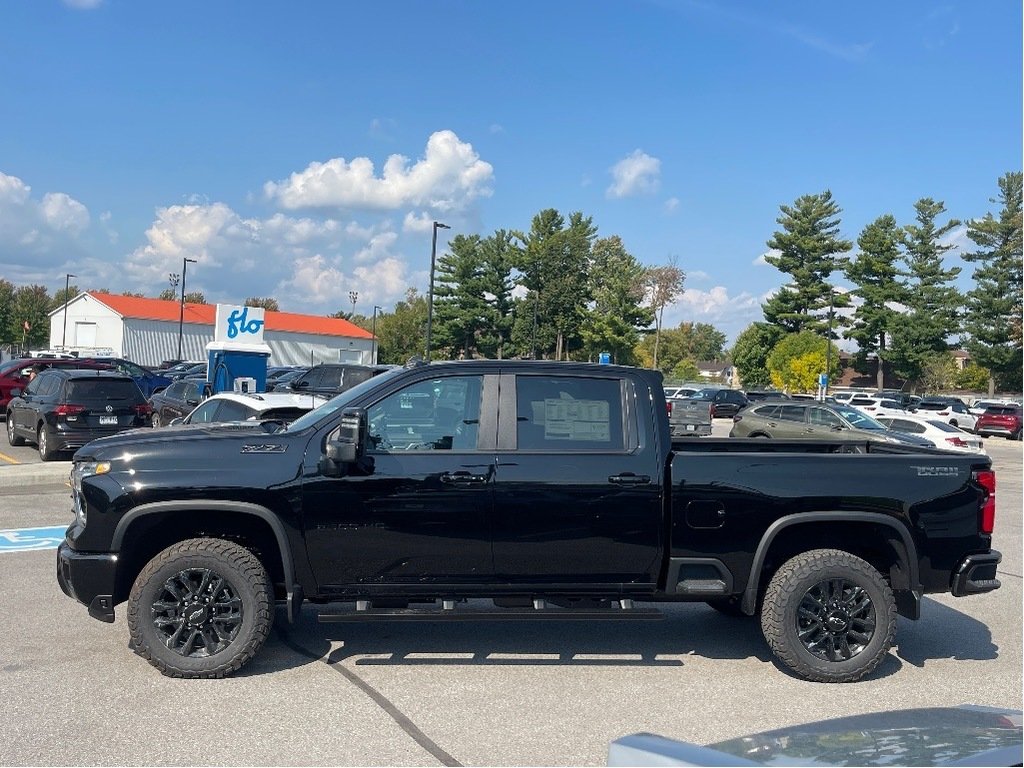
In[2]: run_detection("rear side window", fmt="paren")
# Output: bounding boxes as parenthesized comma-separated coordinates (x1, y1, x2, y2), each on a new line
(755, 404, 781, 419)
(889, 419, 925, 434)
(65, 379, 141, 401)
(215, 400, 255, 421)
(516, 376, 624, 451)
(986, 406, 1017, 416)
(778, 405, 806, 423)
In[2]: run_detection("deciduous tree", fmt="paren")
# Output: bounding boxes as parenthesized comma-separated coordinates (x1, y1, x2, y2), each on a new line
(644, 257, 685, 368)
(245, 297, 280, 311)
(580, 236, 653, 364)
(730, 323, 785, 389)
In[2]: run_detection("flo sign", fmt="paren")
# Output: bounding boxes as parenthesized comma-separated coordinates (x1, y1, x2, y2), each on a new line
(214, 304, 266, 346)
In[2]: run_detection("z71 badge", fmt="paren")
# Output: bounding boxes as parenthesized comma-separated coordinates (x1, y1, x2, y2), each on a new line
(911, 465, 960, 477)
(241, 444, 287, 454)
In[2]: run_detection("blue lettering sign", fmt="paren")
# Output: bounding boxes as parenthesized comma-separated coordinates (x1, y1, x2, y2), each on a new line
(226, 307, 265, 339)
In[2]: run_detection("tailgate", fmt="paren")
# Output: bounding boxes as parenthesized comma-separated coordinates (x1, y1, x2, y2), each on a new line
(669, 399, 712, 436)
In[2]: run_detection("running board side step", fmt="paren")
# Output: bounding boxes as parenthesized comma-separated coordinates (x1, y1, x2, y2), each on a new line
(318, 605, 664, 623)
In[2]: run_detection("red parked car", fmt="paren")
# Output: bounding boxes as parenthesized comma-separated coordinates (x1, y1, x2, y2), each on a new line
(0, 358, 112, 415)
(974, 404, 1023, 441)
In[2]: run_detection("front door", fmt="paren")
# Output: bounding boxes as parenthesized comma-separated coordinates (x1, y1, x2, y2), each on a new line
(303, 373, 496, 592)
(490, 373, 662, 586)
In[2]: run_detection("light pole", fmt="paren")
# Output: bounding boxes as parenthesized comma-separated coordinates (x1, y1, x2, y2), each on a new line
(61, 273, 76, 350)
(823, 286, 834, 401)
(424, 220, 450, 361)
(349, 290, 359, 317)
(371, 305, 382, 365)
(177, 257, 197, 362)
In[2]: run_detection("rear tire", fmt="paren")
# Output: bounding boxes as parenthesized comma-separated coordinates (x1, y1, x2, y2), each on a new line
(151, 412, 162, 428)
(760, 548, 896, 683)
(37, 425, 56, 461)
(127, 538, 273, 678)
(7, 414, 25, 446)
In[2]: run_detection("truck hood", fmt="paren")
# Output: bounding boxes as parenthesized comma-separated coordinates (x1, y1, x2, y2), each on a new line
(73, 422, 282, 462)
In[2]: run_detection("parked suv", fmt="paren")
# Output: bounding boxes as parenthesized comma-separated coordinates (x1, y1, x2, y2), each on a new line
(275, 363, 388, 398)
(6, 369, 152, 460)
(730, 401, 932, 447)
(975, 404, 1023, 441)
(0, 357, 113, 414)
(913, 397, 978, 432)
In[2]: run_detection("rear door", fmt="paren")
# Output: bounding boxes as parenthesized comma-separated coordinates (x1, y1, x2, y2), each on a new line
(490, 371, 662, 585)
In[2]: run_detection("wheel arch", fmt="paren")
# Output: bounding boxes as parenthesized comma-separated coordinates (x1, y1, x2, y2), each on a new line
(112, 500, 299, 618)
(741, 512, 920, 616)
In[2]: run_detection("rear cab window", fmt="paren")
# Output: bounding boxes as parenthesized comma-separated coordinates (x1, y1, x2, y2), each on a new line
(513, 375, 628, 451)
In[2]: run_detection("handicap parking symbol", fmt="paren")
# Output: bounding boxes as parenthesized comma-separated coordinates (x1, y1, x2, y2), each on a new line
(0, 526, 67, 553)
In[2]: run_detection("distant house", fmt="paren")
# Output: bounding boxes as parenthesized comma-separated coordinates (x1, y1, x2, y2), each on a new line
(48, 292, 374, 368)
(833, 352, 905, 390)
(696, 360, 734, 384)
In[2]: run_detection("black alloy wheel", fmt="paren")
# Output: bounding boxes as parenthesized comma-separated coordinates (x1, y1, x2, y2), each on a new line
(128, 538, 273, 678)
(761, 548, 896, 683)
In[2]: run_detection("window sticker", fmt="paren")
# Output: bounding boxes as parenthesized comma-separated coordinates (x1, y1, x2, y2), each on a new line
(542, 398, 610, 441)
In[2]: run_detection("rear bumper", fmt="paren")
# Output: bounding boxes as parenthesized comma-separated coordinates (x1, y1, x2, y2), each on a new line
(950, 551, 1002, 596)
(56, 541, 118, 622)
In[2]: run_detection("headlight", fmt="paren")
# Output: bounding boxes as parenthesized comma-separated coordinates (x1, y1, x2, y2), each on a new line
(71, 460, 111, 493)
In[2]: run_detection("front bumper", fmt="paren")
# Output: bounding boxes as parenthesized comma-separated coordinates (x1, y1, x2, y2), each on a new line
(950, 551, 1002, 596)
(56, 541, 118, 622)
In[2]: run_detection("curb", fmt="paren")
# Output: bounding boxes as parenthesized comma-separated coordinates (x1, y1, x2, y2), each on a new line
(0, 462, 71, 489)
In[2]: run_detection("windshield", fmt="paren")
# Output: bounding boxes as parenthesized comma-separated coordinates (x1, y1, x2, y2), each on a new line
(283, 366, 406, 432)
(835, 406, 887, 430)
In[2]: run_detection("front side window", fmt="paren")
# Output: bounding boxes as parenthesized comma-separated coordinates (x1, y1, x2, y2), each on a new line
(809, 408, 843, 428)
(516, 376, 623, 451)
(186, 401, 220, 424)
(367, 375, 482, 452)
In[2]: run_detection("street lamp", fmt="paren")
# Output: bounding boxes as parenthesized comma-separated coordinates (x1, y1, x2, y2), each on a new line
(371, 305, 382, 365)
(822, 286, 835, 401)
(424, 220, 450, 361)
(61, 273, 76, 350)
(349, 290, 359, 317)
(177, 257, 197, 362)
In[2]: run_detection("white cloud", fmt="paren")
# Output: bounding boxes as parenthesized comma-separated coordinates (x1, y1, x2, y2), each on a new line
(606, 149, 661, 199)
(0, 171, 92, 278)
(754, 249, 781, 266)
(368, 117, 398, 140)
(489, 124, 504, 134)
(687, 270, 710, 282)
(660, 285, 765, 346)
(264, 129, 494, 213)
(663, 197, 680, 214)
(40, 192, 90, 234)
(354, 231, 399, 263)
(402, 211, 436, 234)
(274, 254, 348, 306)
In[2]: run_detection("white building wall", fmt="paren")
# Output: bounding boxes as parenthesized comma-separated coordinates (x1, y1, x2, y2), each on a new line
(49, 294, 124, 356)
(49, 296, 374, 368)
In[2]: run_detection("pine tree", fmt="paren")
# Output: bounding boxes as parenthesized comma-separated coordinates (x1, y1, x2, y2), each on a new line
(476, 230, 517, 359)
(762, 190, 852, 334)
(845, 215, 907, 390)
(580, 236, 653, 364)
(433, 234, 489, 358)
(962, 171, 1023, 394)
(888, 198, 962, 387)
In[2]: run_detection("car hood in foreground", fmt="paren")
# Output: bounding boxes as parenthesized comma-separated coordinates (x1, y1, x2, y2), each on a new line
(611, 706, 1022, 766)
(72, 422, 275, 460)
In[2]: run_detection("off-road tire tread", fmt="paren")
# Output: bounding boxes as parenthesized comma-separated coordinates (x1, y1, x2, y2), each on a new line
(127, 537, 272, 679)
(760, 548, 896, 683)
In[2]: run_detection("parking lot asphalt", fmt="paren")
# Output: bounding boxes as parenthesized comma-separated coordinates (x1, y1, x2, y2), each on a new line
(0, 420, 1020, 766)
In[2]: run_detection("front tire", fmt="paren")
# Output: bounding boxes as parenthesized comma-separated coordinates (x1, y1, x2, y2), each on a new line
(760, 548, 896, 683)
(127, 538, 273, 678)
(151, 412, 162, 428)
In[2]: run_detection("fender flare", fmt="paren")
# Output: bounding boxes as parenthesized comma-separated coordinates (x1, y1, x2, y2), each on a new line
(740, 511, 920, 614)
(112, 499, 302, 621)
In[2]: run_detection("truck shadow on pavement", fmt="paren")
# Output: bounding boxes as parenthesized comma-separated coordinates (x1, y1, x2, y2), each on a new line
(894, 596, 999, 667)
(243, 596, 998, 680)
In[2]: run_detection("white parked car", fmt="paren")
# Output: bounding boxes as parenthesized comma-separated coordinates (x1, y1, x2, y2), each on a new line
(848, 395, 910, 419)
(173, 391, 330, 427)
(913, 398, 979, 432)
(876, 415, 987, 454)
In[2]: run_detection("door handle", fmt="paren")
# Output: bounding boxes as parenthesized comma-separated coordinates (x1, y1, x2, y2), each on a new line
(608, 473, 651, 485)
(440, 471, 490, 485)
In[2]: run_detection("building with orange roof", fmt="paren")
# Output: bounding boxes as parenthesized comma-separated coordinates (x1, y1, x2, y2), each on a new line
(48, 292, 375, 368)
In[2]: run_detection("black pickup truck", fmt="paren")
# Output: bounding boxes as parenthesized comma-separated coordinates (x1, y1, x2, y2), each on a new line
(57, 361, 1001, 682)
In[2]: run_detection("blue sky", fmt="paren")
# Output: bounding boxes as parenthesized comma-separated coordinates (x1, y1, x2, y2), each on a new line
(1, 0, 1020, 345)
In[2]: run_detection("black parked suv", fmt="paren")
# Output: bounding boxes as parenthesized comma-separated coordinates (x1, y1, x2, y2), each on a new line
(6, 369, 152, 460)
(686, 386, 749, 418)
(148, 379, 211, 427)
(275, 363, 388, 398)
